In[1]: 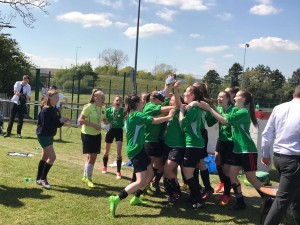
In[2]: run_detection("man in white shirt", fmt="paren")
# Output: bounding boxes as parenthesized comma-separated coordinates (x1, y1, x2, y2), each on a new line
(261, 85, 300, 225)
(49, 85, 68, 110)
(4, 75, 31, 138)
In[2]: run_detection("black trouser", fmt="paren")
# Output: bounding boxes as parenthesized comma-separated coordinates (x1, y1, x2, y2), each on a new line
(264, 153, 300, 225)
(6, 103, 24, 135)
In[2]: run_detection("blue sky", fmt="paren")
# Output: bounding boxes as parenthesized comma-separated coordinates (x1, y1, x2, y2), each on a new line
(2, 0, 300, 78)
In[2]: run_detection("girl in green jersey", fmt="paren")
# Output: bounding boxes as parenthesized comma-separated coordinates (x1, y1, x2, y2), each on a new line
(102, 96, 124, 179)
(199, 90, 264, 210)
(109, 95, 174, 218)
(179, 85, 206, 209)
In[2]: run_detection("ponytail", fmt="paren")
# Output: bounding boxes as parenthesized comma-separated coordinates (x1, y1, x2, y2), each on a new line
(124, 95, 141, 119)
(240, 90, 258, 127)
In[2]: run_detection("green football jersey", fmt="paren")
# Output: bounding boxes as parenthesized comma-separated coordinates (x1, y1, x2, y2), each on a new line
(217, 104, 235, 142)
(125, 111, 153, 159)
(226, 107, 257, 153)
(106, 107, 124, 128)
(181, 106, 205, 148)
(143, 102, 162, 142)
(164, 109, 185, 147)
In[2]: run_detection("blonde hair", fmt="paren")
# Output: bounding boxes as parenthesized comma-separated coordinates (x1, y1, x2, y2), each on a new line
(89, 89, 105, 103)
(42, 90, 58, 108)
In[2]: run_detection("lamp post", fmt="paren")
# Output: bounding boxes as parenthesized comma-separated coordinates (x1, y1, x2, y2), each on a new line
(241, 43, 250, 89)
(71, 47, 81, 120)
(133, 0, 141, 94)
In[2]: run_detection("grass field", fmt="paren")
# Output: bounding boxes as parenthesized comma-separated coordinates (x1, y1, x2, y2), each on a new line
(0, 122, 280, 225)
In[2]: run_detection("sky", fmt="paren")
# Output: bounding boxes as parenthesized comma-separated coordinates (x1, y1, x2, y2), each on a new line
(1, 0, 300, 79)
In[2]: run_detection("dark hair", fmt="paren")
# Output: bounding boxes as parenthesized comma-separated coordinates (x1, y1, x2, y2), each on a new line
(219, 91, 232, 106)
(89, 89, 104, 103)
(150, 90, 164, 103)
(239, 90, 258, 127)
(23, 75, 30, 80)
(42, 90, 58, 108)
(140, 92, 150, 103)
(293, 85, 300, 98)
(50, 85, 57, 90)
(193, 82, 212, 103)
(124, 95, 141, 118)
(188, 85, 204, 102)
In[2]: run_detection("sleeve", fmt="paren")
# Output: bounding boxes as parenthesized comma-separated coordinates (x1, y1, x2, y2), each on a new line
(225, 109, 247, 126)
(41, 108, 62, 129)
(138, 112, 153, 125)
(81, 104, 90, 117)
(14, 82, 19, 92)
(26, 85, 31, 97)
(182, 107, 197, 128)
(143, 103, 161, 116)
(261, 109, 276, 158)
(205, 111, 218, 127)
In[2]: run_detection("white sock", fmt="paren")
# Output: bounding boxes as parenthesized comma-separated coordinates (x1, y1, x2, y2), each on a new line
(83, 163, 88, 177)
(86, 164, 94, 179)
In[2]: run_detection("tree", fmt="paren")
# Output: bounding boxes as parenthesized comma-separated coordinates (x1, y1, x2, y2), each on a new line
(0, 34, 31, 94)
(225, 63, 243, 87)
(153, 63, 173, 81)
(202, 70, 222, 96)
(99, 49, 128, 72)
(289, 68, 300, 85)
(0, 0, 50, 29)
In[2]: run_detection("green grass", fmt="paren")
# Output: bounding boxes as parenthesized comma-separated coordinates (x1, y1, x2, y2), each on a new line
(0, 123, 279, 225)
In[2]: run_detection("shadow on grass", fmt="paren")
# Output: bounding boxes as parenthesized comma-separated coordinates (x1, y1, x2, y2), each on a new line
(0, 185, 53, 208)
(112, 192, 263, 224)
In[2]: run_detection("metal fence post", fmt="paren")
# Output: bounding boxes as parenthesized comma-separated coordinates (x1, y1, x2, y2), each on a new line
(34, 69, 40, 120)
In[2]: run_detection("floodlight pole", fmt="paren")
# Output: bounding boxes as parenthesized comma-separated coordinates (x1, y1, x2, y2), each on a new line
(133, 0, 141, 94)
(241, 43, 249, 89)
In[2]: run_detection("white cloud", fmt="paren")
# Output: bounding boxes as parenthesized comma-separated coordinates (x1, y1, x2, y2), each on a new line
(240, 37, 300, 51)
(189, 33, 205, 39)
(95, 0, 122, 9)
(115, 21, 128, 28)
(196, 45, 229, 53)
(29, 53, 99, 69)
(156, 8, 177, 21)
(216, 12, 233, 21)
(124, 23, 173, 39)
(250, 0, 279, 15)
(145, 0, 208, 11)
(202, 57, 218, 71)
(223, 54, 234, 58)
(57, 12, 113, 27)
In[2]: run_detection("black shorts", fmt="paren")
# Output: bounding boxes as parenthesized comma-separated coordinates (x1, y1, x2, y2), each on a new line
(131, 149, 151, 173)
(167, 147, 185, 164)
(219, 141, 234, 165)
(230, 152, 258, 172)
(105, 128, 123, 143)
(183, 147, 206, 168)
(215, 139, 221, 153)
(201, 128, 208, 152)
(144, 141, 163, 157)
(81, 132, 101, 154)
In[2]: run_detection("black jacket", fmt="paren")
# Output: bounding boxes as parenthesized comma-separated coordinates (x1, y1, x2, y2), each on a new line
(36, 106, 63, 136)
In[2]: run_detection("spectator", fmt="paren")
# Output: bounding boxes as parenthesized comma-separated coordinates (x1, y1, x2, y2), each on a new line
(4, 75, 31, 138)
(261, 85, 300, 225)
(49, 85, 68, 110)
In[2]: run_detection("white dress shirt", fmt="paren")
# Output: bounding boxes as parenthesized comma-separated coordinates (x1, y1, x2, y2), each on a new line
(261, 98, 300, 158)
(11, 81, 31, 104)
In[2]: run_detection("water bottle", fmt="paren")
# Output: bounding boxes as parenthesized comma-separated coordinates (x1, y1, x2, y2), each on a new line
(24, 178, 33, 182)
